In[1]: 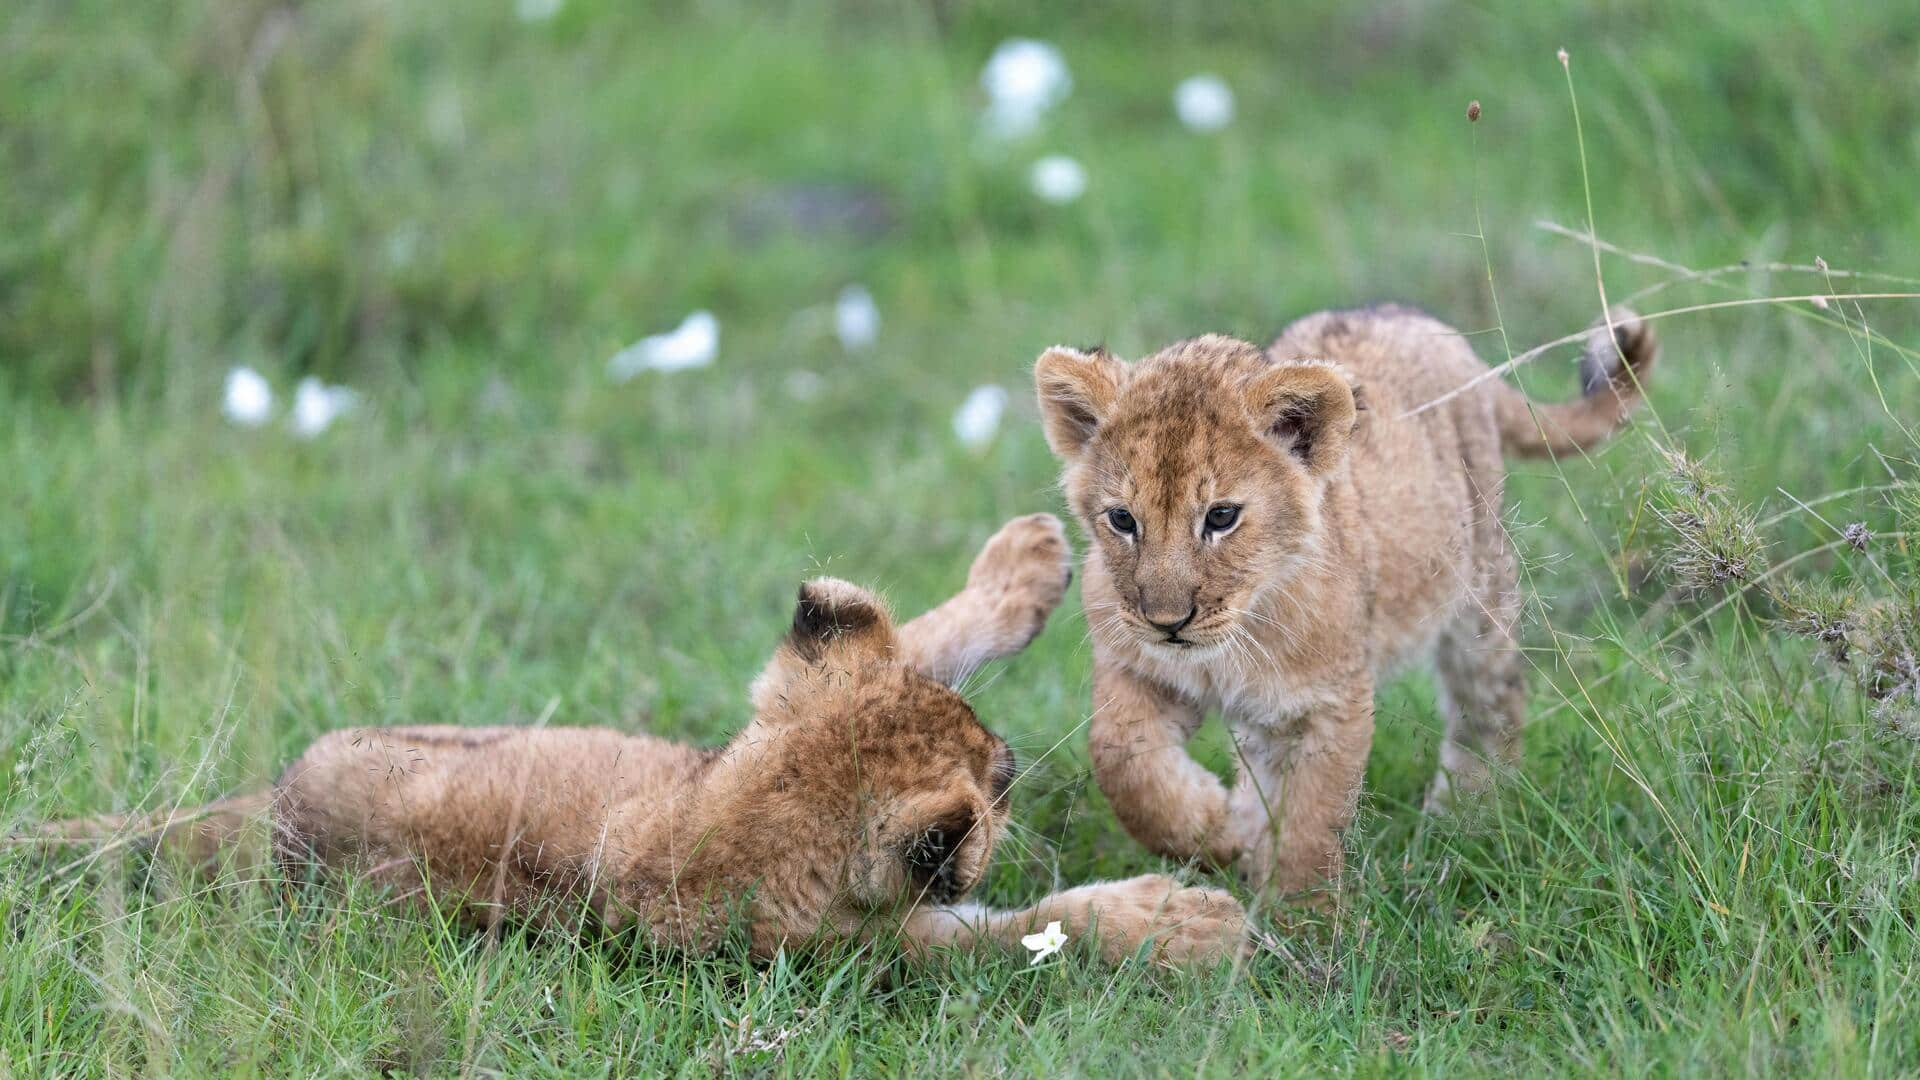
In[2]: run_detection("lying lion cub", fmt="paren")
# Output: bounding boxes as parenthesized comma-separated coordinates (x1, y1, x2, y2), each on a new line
(1034, 305, 1658, 898)
(45, 515, 1246, 967)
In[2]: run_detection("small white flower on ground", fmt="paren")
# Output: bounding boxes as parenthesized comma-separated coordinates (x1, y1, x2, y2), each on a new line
(952, 385, 1008, 449)
(223, 366, 274, 427)
(834, 285, 880, 350)
(1029, 155, 1087, 204)
(1022, 920, 1068, 964)
(1174, 74, 1235, 131)
(516, 0, 562, 21)
(980, 39, 1070, 139)
(609, 310, 719, 380)
(290, 377, 356, 438)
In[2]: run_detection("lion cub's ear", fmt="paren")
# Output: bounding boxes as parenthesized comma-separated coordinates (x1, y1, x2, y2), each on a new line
(1033, 346, 1126, 458)
(1242, 362, 1359, 475)
(751, 578, 901, 713)
(785, 577, 897, 665)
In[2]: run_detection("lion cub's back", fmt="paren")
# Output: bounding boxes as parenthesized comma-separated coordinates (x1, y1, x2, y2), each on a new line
(275, 725, 708, 878)
(1271, 303, 1506, 484)
(1270, 304, 1494, 419)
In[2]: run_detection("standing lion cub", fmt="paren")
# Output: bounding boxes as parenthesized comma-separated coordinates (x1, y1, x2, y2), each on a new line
(1034, 305, 1658, 898)
(42, 515, 1246, 968)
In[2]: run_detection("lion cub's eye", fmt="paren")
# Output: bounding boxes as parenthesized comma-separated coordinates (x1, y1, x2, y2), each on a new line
(1105, 507, 1137, 536)
(1204, 505, 1241, 533)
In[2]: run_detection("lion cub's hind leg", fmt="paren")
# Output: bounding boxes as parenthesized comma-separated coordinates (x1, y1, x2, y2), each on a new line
(1426, 536, 1528, 812)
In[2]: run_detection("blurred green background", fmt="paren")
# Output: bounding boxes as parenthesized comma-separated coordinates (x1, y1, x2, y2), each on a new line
(5, 1, 1918, 1074)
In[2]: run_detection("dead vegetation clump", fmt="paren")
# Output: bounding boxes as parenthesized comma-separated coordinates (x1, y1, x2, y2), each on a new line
(1651, 448, 1918, 736)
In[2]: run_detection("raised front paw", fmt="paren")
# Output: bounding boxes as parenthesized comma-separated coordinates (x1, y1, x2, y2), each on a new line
(966, 513, 1073, 648)
(1082, 873, 1248, 969)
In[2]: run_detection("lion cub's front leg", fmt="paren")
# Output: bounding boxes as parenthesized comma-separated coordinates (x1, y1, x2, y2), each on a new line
(900, 874, 1247, 968)
(1086, 659, 1236, 867)
(1086, 662, 1376, 901)
(896, 513, 1073, 686)
(1226, 677, 1376, 900)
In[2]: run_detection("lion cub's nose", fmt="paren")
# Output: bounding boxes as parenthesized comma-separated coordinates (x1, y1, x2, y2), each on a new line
(1144, 607, 1197, 636)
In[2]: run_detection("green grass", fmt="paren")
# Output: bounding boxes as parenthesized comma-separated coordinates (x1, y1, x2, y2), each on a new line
(5, 0, 1919, 1074)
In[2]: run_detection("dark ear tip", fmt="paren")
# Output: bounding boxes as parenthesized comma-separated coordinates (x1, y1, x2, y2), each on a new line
(789, 579, 883, 662)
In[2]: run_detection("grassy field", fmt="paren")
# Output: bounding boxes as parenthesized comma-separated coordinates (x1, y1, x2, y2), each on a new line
(5, 0, 1919, 1074)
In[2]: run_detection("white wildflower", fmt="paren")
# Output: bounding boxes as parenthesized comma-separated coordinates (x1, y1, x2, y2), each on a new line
(609, 310, 719, 380)
(290, 377, 356, 438)
(834, 285, 880, 350)
(1173, 74, 1234, 131)
(1029, 155, 1087, 204)
(980, 39, 1070, 139)
(1021, 920, 1068, 964)
(952, 385, 1008, 449)
(222, 367, 274, 427)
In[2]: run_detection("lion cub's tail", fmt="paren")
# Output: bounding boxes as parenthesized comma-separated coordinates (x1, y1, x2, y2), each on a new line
(19, 791, 273, 877)
(1495, 307, 1659, 458)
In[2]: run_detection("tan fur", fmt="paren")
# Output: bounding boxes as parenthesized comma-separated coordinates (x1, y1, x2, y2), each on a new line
(1034, 306, 1658, 899)
(40, 515, 1246, 968)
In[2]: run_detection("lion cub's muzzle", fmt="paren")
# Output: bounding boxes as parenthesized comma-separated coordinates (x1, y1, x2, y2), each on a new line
(903, 815, 982, 904)
(1142, 605, 1197, 642)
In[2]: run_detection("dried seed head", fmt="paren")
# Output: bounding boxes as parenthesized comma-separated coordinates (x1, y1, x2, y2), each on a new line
(1658, 446, 1726, 500)
(1467, 100, 1481, 122)
(1656, 506, 1766, 596)
(1844, 522, 1872, 552)
(1557, 47, 1570, 68)
(1770, 578, 1859, 663)
(1814, 255, 1829, 272)
(1833, 597, 1920, 738)
(1868, 647, 1920, 739)
(1652, 446, 1767, 597)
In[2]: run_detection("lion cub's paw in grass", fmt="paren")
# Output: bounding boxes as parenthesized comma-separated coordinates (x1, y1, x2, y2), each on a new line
(1034, 305, 1659, 901)
(1056, 873, 1248, 967)
(35, 514, 1246, 972)
(912, 872, 1246, 969)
